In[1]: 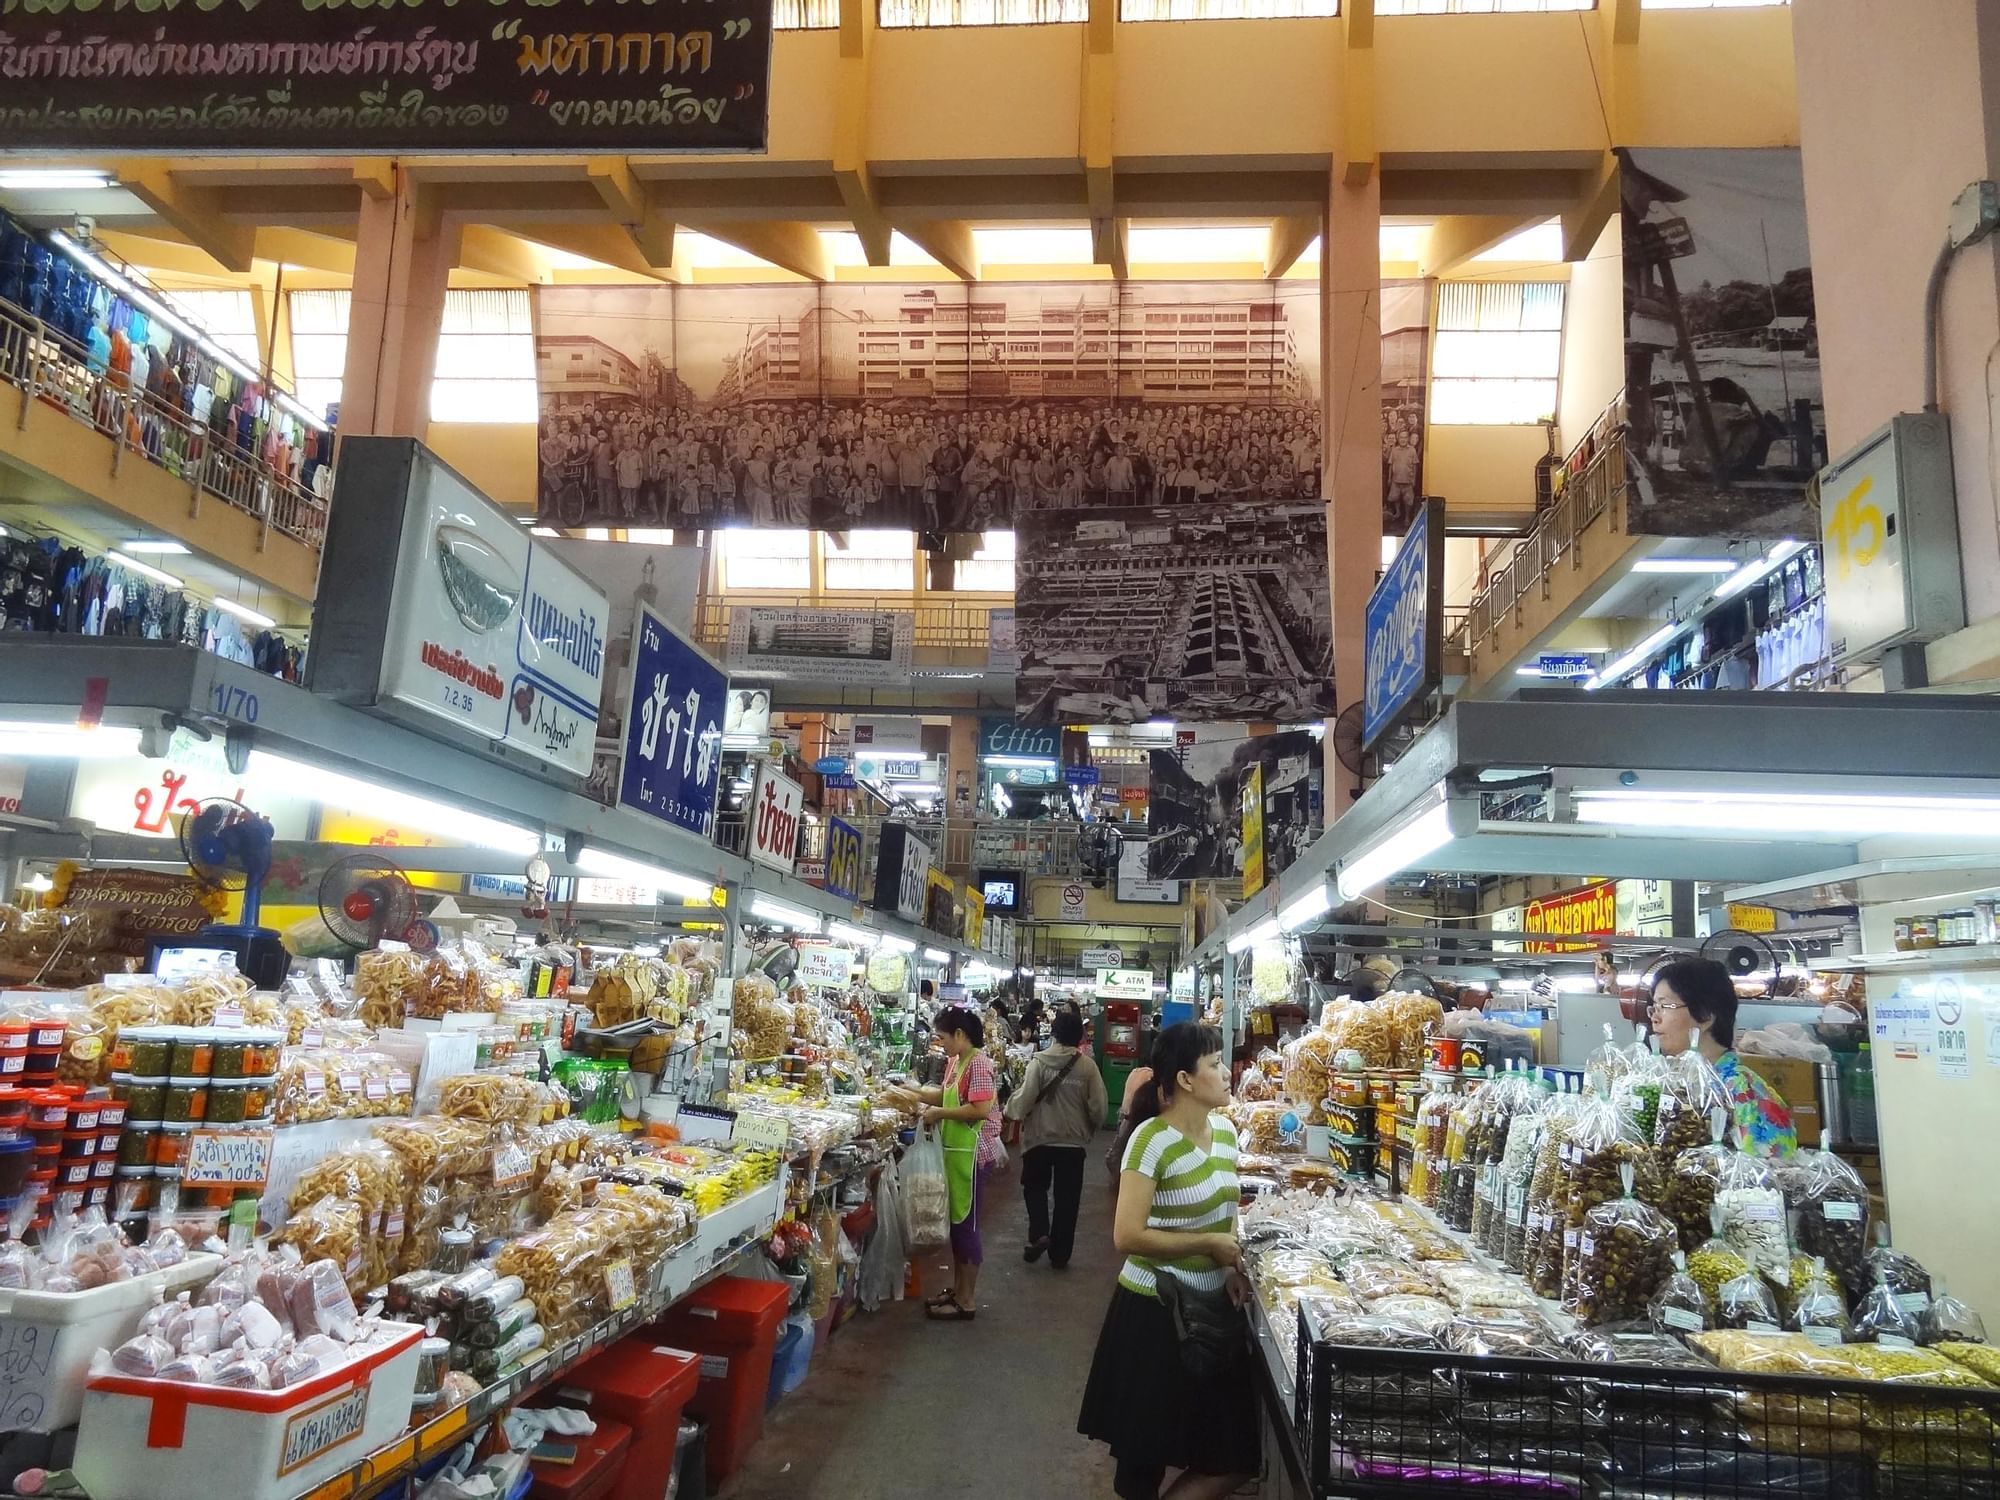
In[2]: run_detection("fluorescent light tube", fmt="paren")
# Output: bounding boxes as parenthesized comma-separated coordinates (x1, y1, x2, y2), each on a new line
(981, 754, 1057, 768)
(105, 549, 183, 589)
(1574, 787, 2000, 840)
(118, 540, 190, 556)
(1713, 539, 1805, 602)
(878, 934, 916, 954)
(1224, 922, 1262, 953)
(1278, 880, 1334, 933)
(212, 597, 277, 630)
(0, 723, 141, 758)
(923, 947, 951, 963)
(0, 171, 113, 191)
(1585, 622, 1680, 690)
(827, 920, 879, 948)
(1516, 666, 1546, 677)
(252, 750, 540, 855)
(1631, 557, 1738, 575)
(574, 847, 714, 903)
(1336, 801, 1460, 900)
(748, 896, 821, 931)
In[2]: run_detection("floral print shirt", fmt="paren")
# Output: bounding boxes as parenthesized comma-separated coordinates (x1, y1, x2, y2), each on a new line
(1713, 1050, 1799, 1158)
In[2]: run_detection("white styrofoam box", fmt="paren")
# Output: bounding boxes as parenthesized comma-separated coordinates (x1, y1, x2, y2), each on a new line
(0, 1253, 220, 1433)
(75, 1323, 423, 1500)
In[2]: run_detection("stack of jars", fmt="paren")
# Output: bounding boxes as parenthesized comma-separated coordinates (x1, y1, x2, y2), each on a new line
(110, 1027, 282, 1220)
(0, 1016, 70, 1089)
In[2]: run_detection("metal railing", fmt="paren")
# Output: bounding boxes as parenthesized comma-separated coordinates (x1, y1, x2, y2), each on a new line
(1463, 396, 1628, 655)
(692, 597, 998, 657)
(0, 294, 328, 551)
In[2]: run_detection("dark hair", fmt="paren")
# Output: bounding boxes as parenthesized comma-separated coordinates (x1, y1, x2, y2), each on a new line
(1652, 957, 1738, 1048)
(989, 999, 1011, 1020)
(918, 979, 935, 1000)
(1129, 1022, 1223, 1126)
(934, 1004, 984, 1049)
(1052, 1009, 1085, 1048)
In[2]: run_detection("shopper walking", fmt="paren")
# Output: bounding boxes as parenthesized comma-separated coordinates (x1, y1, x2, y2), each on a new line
(909, 1006, 1002, 1321)
(1078, 1022, 1256, 1500)
(1005, 1007, 1108, 1270)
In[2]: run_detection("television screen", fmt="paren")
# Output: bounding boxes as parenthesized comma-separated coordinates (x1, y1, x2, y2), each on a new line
(980, 874, 1020, 914)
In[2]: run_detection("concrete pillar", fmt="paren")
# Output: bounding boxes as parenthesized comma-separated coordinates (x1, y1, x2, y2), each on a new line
(337, 170, 455, 441)
(1793, 0, 2000, 625)
(946, 713, 979, 832)
(1320, 170, 1384, 820)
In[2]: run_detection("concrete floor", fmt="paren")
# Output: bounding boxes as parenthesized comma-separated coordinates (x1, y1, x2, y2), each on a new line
(724, 1152, 1124, 1499)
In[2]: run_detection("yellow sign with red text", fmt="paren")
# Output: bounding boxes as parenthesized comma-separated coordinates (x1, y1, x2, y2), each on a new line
(1523, 881, 1617, 954)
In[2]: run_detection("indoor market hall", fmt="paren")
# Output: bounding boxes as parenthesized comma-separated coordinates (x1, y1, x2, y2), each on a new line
(3, 1, 2000, 1498)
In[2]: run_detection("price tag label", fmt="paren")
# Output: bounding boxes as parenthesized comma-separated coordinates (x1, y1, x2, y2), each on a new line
(183, 1129, 275, 1187)
(731, 1113, 790, 1152)
(1895, 1292, 1931, 1316)
(1822, 1200, 1863, 1222)
(605, 1259, 637, 1312)
(1660, 1305, 1703, 1333)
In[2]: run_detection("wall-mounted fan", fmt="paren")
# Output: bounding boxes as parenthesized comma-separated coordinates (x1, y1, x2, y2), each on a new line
(318, 852, 438, 952)
(1702, 927, 1781, 986)
(179, 798, 274, 925)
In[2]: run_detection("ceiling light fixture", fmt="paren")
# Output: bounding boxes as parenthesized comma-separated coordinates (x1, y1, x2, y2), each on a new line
(573, 847, 715, 903)
(1335, 798, 1472, 900)
(105, 549, 183, 589)
(827, 921, 879, 949)
(0, 170, 114, 191)
(748, 895, 822, 932)
(923, 947, 952, 963)
(212, 597, 277, 629)
(1713, 539, 1805, 602)
(1277, 880, 1334, 933)
(1630, 557, 1739, 575)
(1584, 623, 1680, 691)
(1573, 787, 2000, 840)
(0, 723, 142, 759)
(118, 540, 191, 556)
(877, 934, 916, 954)
(251, 750, 541, 855)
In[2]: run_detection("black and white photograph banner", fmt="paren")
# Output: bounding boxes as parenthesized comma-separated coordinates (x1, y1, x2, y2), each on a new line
(1620, 147, 1824, 540)
(533, 279, 1323, 533)
(1142, 726, 1322, 883)
(725, 606, 915, 685)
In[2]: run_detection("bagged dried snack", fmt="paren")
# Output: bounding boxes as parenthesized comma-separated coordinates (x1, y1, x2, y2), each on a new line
(1445, 1309, 1563, 1359)
(1935, 1343, 2000, 1384)
(1572, 1164, 1678, 1327)
(1687, 1206, 1753, 1314)
(1714, 1269, 1782, 1333)
(1836, 1341, 1994, 1388)
(1317, 999, 1392, 1070)
(1691, 1328, 1857, 1378)
(1922, 1281, 1988, 1347)
(1342, 1258, 1437, 1302)
(1649, 1252, 1710, 1337)
(1653, 1051, 1734, 1161)
(1280, 1030, 1337, 1122)
(1662, 1113, 1733, 1253)
(1363, 1295, 1454, 1338)
(1789, 1260, 1851, 1348)
(1712, 1149, 1789, 1282)
(1434, 1264, 1538, 1313)
(1777, 1139, 1870, 1303)
(1567, 1327, 1714, 1370)
(1868, 1243, 1935, 1320)
(1375, 991, 1444, 1071)
(1853, 1283, 1926, 1347)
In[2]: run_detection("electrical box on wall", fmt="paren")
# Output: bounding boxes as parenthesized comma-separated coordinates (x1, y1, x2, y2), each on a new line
(1817, 412, 1964, 664)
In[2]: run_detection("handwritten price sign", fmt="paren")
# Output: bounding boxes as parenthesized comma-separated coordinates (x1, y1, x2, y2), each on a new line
(183, 1130, 276, 1189)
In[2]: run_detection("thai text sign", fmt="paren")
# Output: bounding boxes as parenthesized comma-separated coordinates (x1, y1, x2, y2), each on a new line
(1363, 498, 1444, 750)
(0, 0, 774, 153)
(823, 816, 864, 902)
(1523, 881, 1617, 954)
(619, 604, 725, 838)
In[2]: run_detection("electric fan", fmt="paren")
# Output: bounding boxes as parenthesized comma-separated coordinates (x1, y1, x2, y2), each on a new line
(180, 798, 275, 923)
(1702, 927, 1781, 986)
(317, 852, 438, 952)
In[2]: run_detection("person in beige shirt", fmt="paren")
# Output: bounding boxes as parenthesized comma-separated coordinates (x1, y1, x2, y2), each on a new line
(1004, 1008, 1109, 1269)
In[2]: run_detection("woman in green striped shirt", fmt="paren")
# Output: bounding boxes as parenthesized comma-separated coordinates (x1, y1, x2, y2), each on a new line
(1078, 1023, 1258, 1500)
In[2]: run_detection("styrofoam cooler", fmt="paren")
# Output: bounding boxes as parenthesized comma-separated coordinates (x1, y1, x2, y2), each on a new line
(0, 1252, 219, 1433)
(74, 1323, 423, 1500)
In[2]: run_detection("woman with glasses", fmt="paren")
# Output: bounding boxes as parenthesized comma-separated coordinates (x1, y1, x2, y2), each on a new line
(1648, 957, 1798, 1158)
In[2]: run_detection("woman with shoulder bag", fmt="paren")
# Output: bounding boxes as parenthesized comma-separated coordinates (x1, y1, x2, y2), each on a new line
(1078, 1022, 1255, 1500)
(1003, 1007, 1109, 1269)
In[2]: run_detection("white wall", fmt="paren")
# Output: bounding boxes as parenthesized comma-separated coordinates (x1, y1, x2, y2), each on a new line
(1557, 218, 1625, 455)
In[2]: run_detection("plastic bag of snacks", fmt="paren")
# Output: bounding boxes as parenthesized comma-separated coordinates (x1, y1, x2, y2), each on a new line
(355, 949, 427, 1030)
(1777, 1141, 1871, 1304)
(1280, 1030, 1338, 1121)
(1714, 1268, 1782, 1332)
(1316, 999, 1392, 1070)
(1936, 1343, 2000, 1383)
(1922, 1281, 1988, 1347)
(901, 1131, 950, 1252)
(1547, 1088, 1661, 1305)
(1852, 1282, 1926, 1346)
(1712, 1146, 1789, 1282)
(1653, 1050, 1733, 1162)
(1648, 1252, 1709, 1337)
(1571, 1163, 1678, 1327)
(1661, 1113, 1733, 1253)
(1521, 1089, 1585, 1293)
(1375, 991, 1444, 1071)
(1611, 1047, 1671, 1146)
(1867, 1241, 1935, 1321)
(1687, 1209, 1753, 1314)
(1787, 1259, 1851, 1347)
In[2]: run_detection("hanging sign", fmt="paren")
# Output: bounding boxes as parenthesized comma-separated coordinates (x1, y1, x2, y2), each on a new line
(746, 764, 803, 874)
(1523, 881, 1617, 954)
(824, 817, 865, 902)
(0, 0, 775, 154)
(978, 719, 1060, 763)
(1097, 969, 1154, 1000)
(1080, 946, 1124, 970)
(872, 825, 932, 923)
(1537, 653, 1597, 681)
(1240, 764, 1266, 898)
(1064, 765, 1101, 788)
(618, 605, 725, 838)
(1363, 498, 1445, 750)
(729, 611, 915, 686)
(796, 945, 854, 988)
(1058, 882, 1087, 922)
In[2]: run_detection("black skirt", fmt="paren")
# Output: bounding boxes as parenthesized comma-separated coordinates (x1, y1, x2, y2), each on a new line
(1077, 1284, 1261, 1480)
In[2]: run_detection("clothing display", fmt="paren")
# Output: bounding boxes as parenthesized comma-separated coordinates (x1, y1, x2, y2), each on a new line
(1627, 549, 1827, 692)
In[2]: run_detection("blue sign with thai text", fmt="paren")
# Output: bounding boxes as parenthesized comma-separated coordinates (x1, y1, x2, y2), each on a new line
(1064, 764, 1101, 787)
(1537, 652, 1596, 681)
(1363, 499, 1443, 751)
(814, 755, 848, 775)
(978, 717, 1060, 762)
(824, 817, 865, 902)
(825, 772, 858, 790)
(618, 604, 726, 837)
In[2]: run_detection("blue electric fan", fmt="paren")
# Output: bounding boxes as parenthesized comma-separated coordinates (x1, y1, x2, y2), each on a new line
(170, 797, 289, 986)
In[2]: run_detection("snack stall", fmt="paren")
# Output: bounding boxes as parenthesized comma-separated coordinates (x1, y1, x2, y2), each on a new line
(1187, 692, 2000, 1487)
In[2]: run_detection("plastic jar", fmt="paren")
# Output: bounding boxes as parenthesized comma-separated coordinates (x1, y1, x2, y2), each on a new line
(415, 1337, 452, 1396)
(435, 1228, 475, 1275)
(115, 1028, 173, 1079)
(96, 1100, 127, 1131)
(156, 1125, 193, 1172)
(25, 1093, 69, 1130)
(24, 1020, 66, 1052)
(205, 1080, 272, 1124)
(162, 1080, 207, 1124)
(168, 1029, 214, 1078)
(117, 1129, 158, 1168)
(0, 1139, 33, 1197)
(0, 1023, 31, 1056)
(65, 1100, 101, 1133)
(0, 1103, 27, 1142)
(58, 1130, 96, 1163)
(55, 1158, 91, 1188)
(112, 1168, 153, 1215)
(1910, 915, 1941, 949)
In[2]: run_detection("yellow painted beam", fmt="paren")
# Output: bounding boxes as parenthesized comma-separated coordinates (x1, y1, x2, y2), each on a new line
(1344, 0, 1373, 49)
(251, 228, 358, 277)
(688, 220, 832, 282)
(1417, 214, 1533, 278)
(1264, 215, 1319, 279)
(1092, 217, 1128, 280)
(119, 165, 256, 274)
(509, 222, 681, 283)
(1337, 4, 1377, 188)
(1561, 153, 1621, 263)
(831, 0, 889, 265)
(586, 159, 677, 273)
(897, 219, 978, 282)
(352, 159, 397, 203)
(458, 226, 553, 285)
(585, 159, 645, 224)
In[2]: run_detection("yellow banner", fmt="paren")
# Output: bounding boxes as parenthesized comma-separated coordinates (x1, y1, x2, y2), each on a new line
(1725, 902, 1778, 934)
(1240, 764, 1265, 897)
(962, 883, 985, 949)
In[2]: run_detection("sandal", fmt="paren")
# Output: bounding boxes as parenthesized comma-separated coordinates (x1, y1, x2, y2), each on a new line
(926, 1294, 977, 1321)
(924, 1291, 956, 1309)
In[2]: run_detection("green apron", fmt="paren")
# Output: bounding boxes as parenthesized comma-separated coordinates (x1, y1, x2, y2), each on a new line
(940, 1062, 978, 1226)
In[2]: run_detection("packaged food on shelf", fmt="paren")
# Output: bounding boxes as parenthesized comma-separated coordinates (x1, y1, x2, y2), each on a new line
(1922, 1284, 1988, 1347)
(1647, 1253, 1709, 1336)
(1714, 1269, 1783, 1333)
(1852, 1283, 1927, 1347)
(1571, 1166, 1678, 1326)
(1712, 1152, 1790, 1282)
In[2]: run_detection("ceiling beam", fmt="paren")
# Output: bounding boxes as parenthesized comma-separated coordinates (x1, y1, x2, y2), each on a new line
(685, 220, 832, 281)
(1264, 215, 1319, 278)
(508, 222, 683, 282)
(586, 158, 677, 273)
(1092, 217, 1128, 280)
(1561, 153, 1621, 263)
(1338, 0, 1377, 187)
(118, 165, 256, 273)
(896, 220, 979, 282)
(833, 0, 891, 266)
(1417, 214, 1533, 278)
(1081, 0, 1117, 281)
(458, 226, 553, 284)
(352, 159, 397, 203)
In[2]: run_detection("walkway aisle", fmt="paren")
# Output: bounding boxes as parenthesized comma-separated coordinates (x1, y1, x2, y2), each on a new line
(725, 1152, 1124, 1499)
